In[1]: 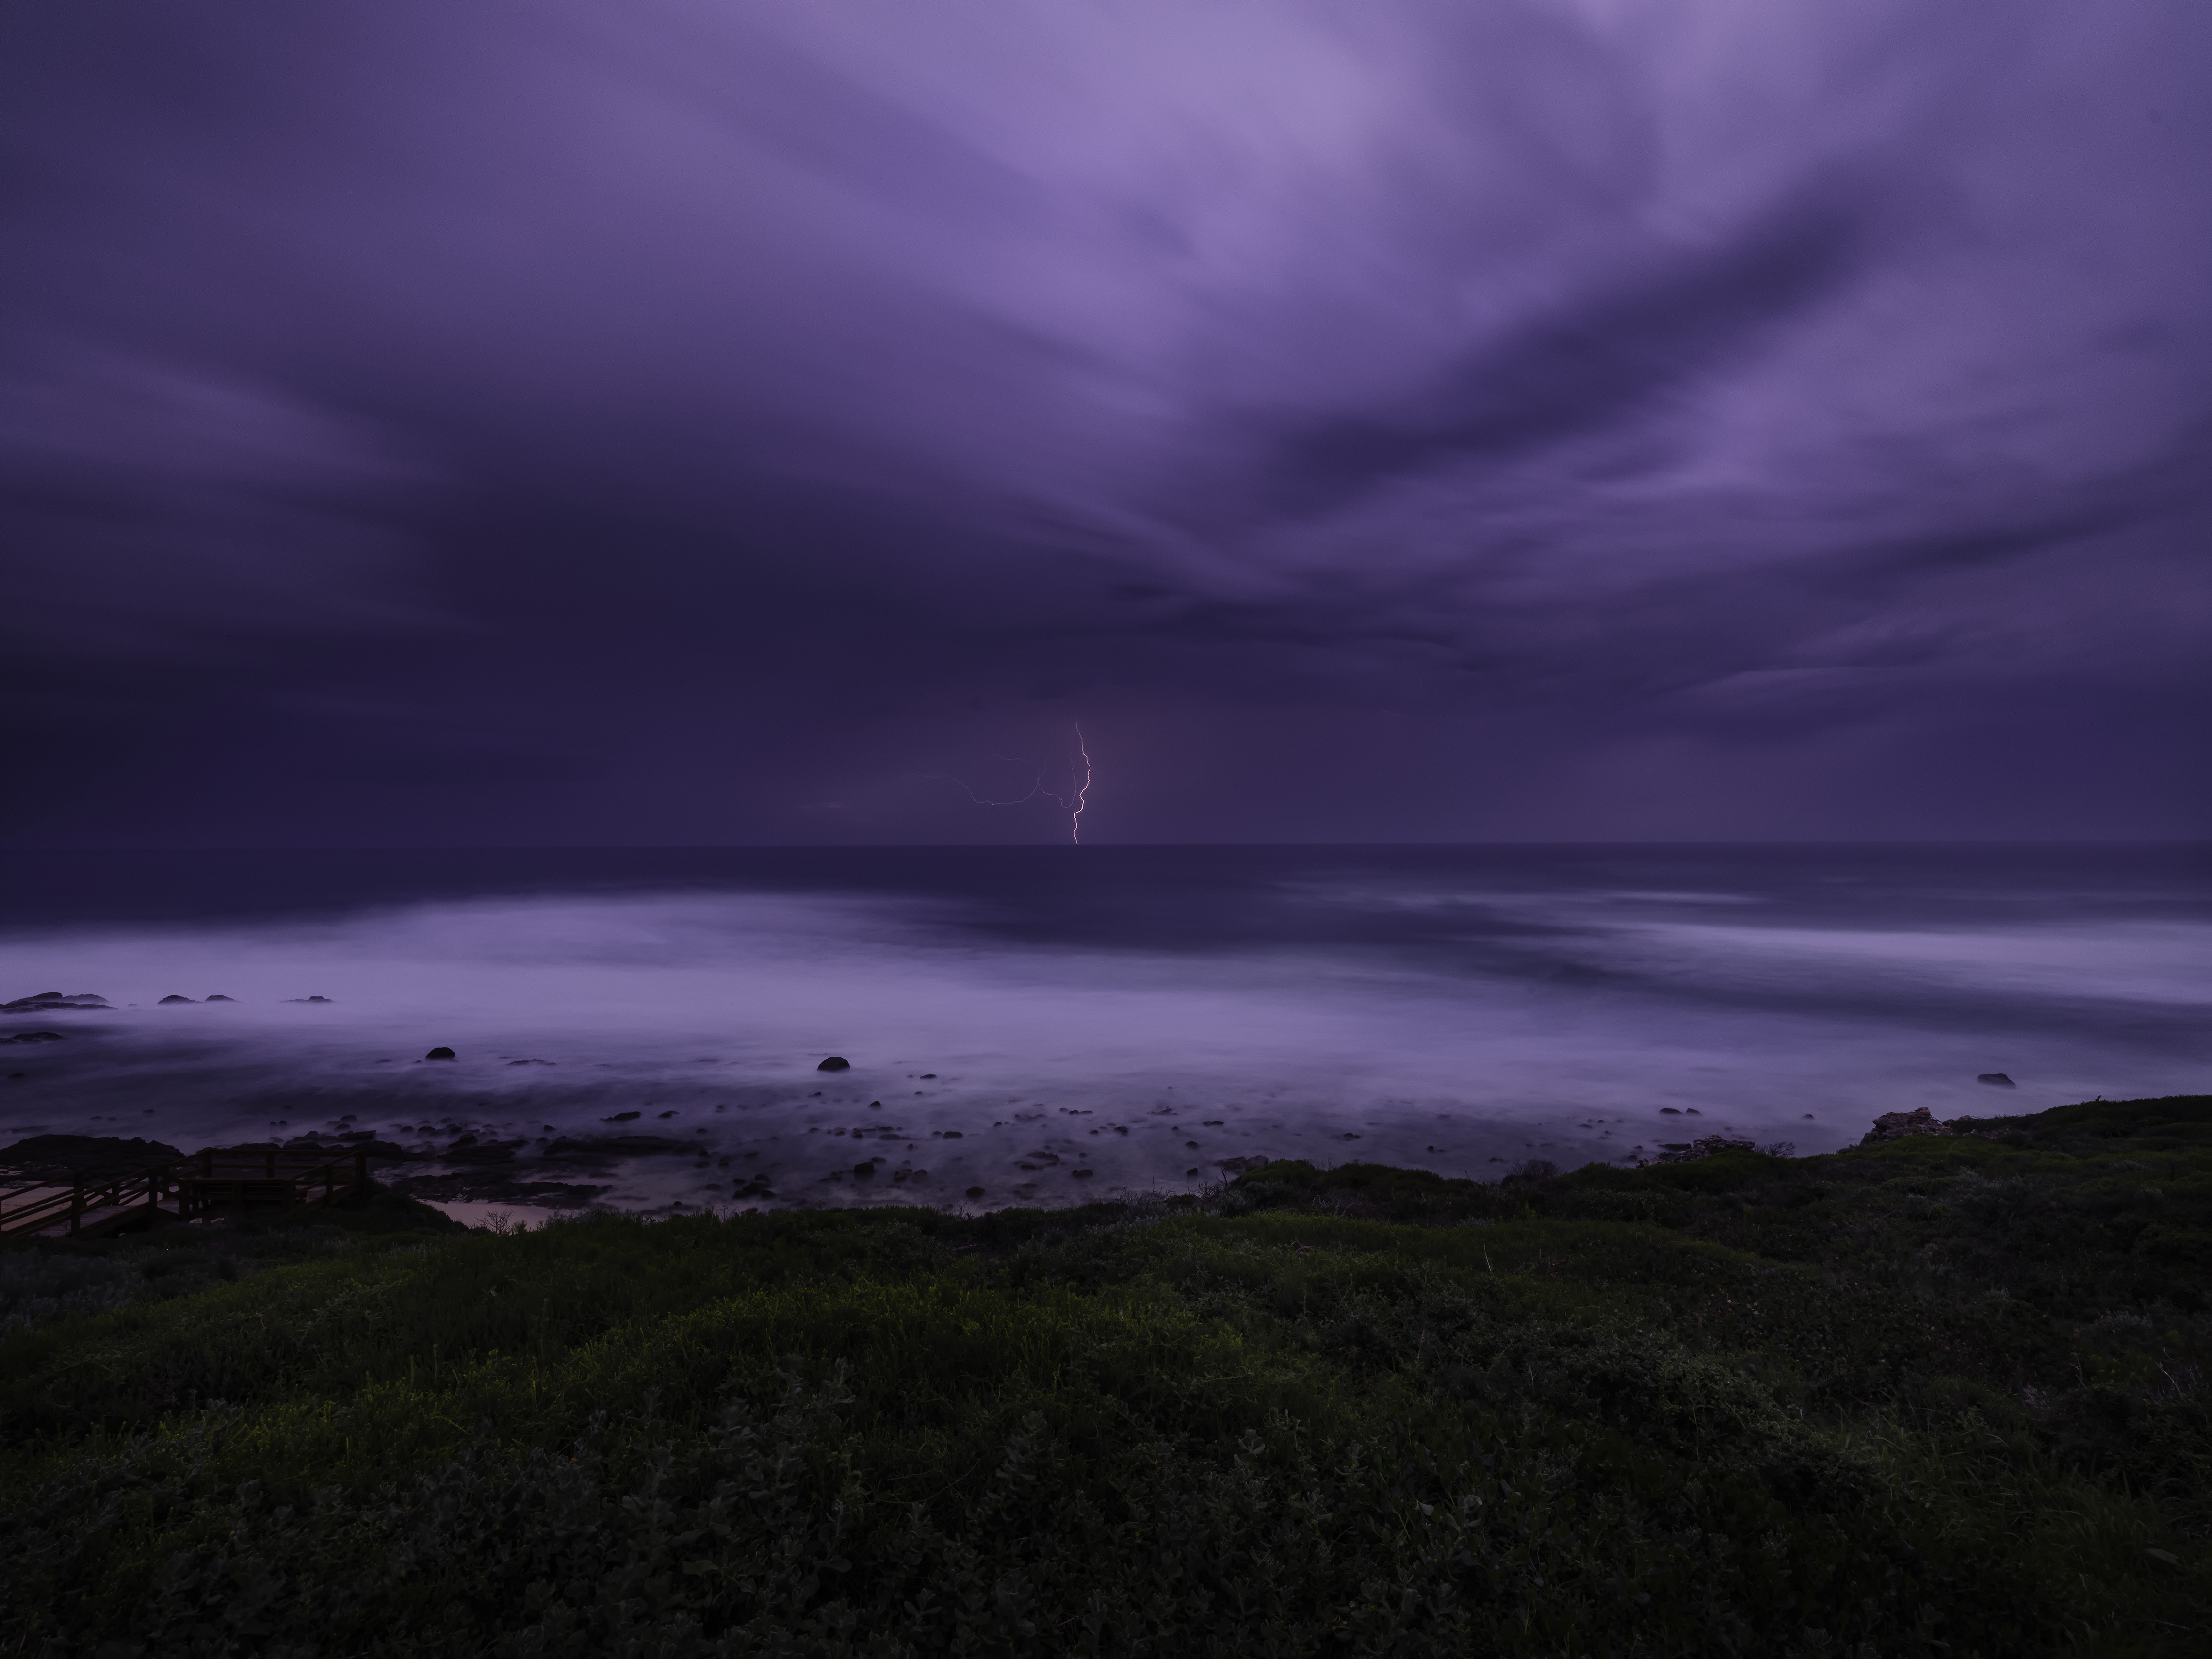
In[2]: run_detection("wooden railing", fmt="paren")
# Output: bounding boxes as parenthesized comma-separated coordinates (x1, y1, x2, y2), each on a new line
(0, 1164, 177, 1241)
(175, 1146, 370, 1221)
(0, 1145, 371, 1241)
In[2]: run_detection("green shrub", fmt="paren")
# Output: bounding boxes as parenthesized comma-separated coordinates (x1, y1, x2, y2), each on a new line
(2, 1095, 2207, 1655)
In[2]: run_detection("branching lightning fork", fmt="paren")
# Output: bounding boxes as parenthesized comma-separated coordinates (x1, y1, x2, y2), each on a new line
(1038, 724, 1091, 844)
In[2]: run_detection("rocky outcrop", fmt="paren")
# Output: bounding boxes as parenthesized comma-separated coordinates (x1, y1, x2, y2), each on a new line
(540, 1134, 688, 1165)
(1861, 1107, 1952, 1144)
(390, 1172, 610, 1208)
(282, 1134, 413, 1161)
(3, 992, 110, 1013)
(0, 1134, 185, 1178)
(817, 1056, 852, 1072)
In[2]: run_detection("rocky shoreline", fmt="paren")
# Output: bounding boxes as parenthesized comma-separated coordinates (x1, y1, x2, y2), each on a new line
(0, 1098, 2017, 1226)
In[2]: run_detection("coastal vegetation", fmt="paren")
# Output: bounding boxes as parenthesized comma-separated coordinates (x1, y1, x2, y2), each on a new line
(2, 1094, 2207, 1655)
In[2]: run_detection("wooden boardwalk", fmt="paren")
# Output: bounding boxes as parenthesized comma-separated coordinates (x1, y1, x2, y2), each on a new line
(0, 1146, 373, 1241)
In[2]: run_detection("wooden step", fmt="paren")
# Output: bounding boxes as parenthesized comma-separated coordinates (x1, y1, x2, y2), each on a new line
(2, 1200, 171, 1240)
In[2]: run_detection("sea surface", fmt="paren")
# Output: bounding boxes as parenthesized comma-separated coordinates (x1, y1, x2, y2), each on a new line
(2, 845, 2207, 1223)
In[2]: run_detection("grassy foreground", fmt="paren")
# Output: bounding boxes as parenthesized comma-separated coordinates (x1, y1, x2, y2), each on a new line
(2, 1096, 2208, 1657)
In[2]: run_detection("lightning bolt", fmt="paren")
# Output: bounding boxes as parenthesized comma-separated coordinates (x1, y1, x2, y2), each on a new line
(1049, 724, 1091, 844)
(927, 724, 1091, 843)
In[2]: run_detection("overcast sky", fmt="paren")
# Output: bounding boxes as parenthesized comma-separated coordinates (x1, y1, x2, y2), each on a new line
(4, 1, 2207, 846)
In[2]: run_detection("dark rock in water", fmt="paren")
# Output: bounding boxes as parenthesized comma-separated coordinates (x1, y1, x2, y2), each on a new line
(657, 1110, 677, 1119)
(545, 1133, 684, 1157)
(284, 996, 335, 1004)
(1072, 1169, 1094, 1179)
(158, 995, 197, 1005)
(0, 1134, 185, 1177)
(1861, 1106, 1952, 1145)
(425, 1046, 457, 1061)
(817, 1056, 851, 1072)
(965, 1186, 986, 1199)
(204, 994, 235, 1002)
(1659, 1107, 1682, 1115)
(284, 1134, 421, 1163)
(603, 1110, 641, 1122)
(1977, 1073, 2016, 1088)
(3, 992, 111, 1012)
(0, 1031, 65, 1045)
(441, 1139, 524, 1166)
(391, 1171, 611, 1209)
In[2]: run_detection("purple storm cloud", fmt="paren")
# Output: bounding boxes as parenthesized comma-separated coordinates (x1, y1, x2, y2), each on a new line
(2, 0, 2206, 844)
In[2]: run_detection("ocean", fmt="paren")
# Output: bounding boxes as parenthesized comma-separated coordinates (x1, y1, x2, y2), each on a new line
(2, 844, 2206, 1223)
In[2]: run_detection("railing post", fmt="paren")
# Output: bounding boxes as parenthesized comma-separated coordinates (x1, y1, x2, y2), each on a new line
(69, 1171, 84, 1235)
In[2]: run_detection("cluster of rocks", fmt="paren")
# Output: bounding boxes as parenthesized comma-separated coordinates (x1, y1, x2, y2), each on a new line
(3, 992, 110, 1013)
(0, 1134, 185, 1180)
(5, 991, 341, 1011)
(1860, 1106, 2016, 1145)
(1862, 1107, 1951, 1143)
(391, 1171, 612, 1208)
(380, 1130, 699, 1211)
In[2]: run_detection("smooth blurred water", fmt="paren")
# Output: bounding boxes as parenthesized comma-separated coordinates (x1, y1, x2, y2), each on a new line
(1, 846, 2206, 1217)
